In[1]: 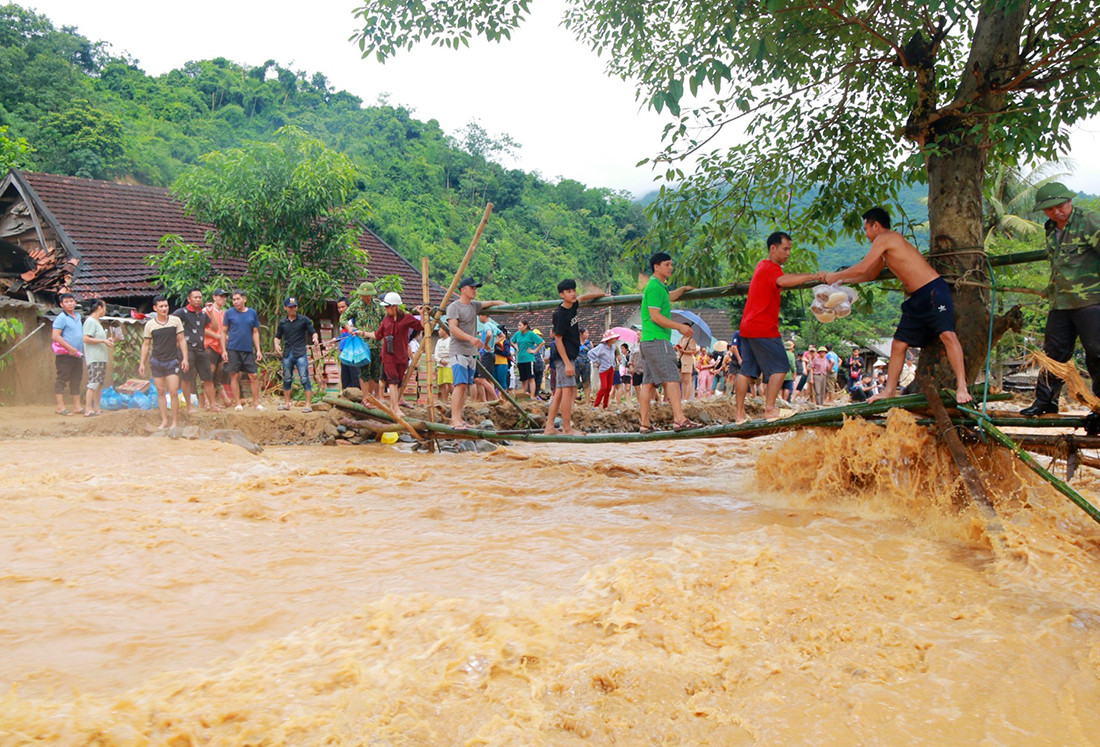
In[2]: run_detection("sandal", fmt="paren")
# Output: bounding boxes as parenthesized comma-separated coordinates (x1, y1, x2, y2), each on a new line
(302, 407, 313, 413)
(673, 419, 702, 431)
(638, 425, 655, 434)
(278, 403, 290, 411)
(84, 411, 100, 417)
(56, 409, 71, 416)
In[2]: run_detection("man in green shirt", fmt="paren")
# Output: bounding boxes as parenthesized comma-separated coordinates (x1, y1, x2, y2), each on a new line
(340, 281, 386, 401)
(637, 252, 699, 432)
(1022, 182, 1100, 416)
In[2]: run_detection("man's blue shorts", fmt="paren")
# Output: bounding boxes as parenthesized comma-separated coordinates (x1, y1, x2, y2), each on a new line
(895, 277, 956, 348)
(739, 337, 789, 379)
(451, 354, 477, 386)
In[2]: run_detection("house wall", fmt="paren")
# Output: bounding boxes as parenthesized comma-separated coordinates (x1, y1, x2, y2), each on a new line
(0, 302, 53, 404)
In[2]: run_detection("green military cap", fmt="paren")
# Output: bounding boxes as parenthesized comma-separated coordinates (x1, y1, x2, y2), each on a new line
(356, 281, 377, 296)
(1034, 181, 1076, 211)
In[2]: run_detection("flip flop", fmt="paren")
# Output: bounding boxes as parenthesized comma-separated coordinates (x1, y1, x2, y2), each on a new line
(56, 409, 71, 416)
(84, 411, 99, 417)
(302, 407, 313, 413)
(673, 419, 702, 431)
(451, 423, 470, 431)
(638, 425, 655, 434)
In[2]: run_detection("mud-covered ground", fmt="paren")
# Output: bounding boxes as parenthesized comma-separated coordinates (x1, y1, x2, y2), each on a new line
(0, 389, 793, 445)
(0, 388, 1036, 447)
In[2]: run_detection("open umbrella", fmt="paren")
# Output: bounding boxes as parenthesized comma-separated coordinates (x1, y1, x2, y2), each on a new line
(609, 326, 639, 344)
(670, 310, 713, 348)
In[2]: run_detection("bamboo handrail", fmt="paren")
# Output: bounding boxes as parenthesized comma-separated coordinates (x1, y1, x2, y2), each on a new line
(486, 249, 1050, 316)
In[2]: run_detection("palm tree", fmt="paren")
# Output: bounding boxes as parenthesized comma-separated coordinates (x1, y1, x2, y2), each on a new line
(983, 160, 1075, 245)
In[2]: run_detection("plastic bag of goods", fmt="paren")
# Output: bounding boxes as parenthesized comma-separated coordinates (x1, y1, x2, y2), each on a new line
(833, 302, 852, 318)
(810, 299, 836, 323)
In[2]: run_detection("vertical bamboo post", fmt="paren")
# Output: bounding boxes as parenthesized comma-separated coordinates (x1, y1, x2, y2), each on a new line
(399, 202, 493, 392)
(422, 257, 436, 452)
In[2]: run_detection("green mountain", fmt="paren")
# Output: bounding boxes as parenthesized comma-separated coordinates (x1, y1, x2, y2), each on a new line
(0, 3, 647, 302)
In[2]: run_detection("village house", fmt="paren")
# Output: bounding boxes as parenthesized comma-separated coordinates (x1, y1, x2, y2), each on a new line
(0, 169, 446, 401)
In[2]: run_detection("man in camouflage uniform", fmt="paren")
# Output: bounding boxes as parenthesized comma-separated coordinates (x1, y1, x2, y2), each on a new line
(341, 281, 386, 400)
(1022, 182, 1100, 416)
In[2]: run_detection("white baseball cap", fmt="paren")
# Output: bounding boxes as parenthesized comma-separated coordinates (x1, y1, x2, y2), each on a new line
(378, 292, 402, 307)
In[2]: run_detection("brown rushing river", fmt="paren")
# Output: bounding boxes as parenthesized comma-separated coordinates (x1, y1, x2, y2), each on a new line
(2, 414, 1100, 744)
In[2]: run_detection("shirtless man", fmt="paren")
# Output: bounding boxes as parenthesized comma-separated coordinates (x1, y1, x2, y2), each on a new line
(824, 207, 972, 404)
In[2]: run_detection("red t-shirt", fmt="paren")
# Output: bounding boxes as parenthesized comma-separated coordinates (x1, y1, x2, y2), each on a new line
(739, 259, 784, 338)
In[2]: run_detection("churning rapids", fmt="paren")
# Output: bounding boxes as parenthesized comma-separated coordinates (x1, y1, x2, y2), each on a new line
(2, 410, 1100, 744)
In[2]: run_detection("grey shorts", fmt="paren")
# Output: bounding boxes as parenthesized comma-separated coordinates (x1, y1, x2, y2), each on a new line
(740, 337, 790, 379)
(553, 359, 576, 388)
(639, 339, 680, 385)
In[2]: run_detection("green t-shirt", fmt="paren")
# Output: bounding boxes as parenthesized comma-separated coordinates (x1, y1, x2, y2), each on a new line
(641, 275, 671, 342)
(511, 330, 543, 364)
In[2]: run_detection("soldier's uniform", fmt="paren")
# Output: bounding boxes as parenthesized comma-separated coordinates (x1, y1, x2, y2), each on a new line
(1025, 183, 1100, 415)
(341, 291, 386, 383)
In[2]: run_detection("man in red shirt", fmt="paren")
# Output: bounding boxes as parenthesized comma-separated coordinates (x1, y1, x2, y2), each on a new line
(734, 232, 825, 423)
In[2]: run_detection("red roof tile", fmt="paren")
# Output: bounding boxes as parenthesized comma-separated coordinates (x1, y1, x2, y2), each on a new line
(9, 171, 445, 304)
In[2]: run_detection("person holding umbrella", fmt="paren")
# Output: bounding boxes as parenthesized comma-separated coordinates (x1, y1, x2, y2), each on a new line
(734, 231, 826, 423)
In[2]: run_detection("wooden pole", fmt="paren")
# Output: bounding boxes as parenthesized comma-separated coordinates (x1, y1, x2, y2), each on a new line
(422, 257, 436, 453)
(958, 405, 1100, 526)
(921, 382, 1005, 543)
(399, 202, 493, 392)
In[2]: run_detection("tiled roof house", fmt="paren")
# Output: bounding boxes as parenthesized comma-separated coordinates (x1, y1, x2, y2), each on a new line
(0, 169, 445, 307)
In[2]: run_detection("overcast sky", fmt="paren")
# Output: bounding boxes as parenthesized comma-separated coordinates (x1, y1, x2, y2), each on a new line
(26, 0, 1100, 199)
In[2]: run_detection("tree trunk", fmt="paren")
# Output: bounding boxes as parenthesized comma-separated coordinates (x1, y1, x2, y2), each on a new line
(916, 1, 1029, 391)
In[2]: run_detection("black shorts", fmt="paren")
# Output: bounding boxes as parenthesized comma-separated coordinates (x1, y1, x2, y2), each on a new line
(150, 356, 181, 379)
(896, 277, 956, 348)
(226, 349, 257, 375)
(182, 347, 213, 382)
(518, 361, 534, 381)
(475, 352, 494, 378)
(631, 372, 643, 387)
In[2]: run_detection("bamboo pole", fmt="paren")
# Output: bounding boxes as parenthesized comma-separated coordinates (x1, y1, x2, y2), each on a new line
(474, 357, 541, 428)
(325, 391, 1011, 444)
(421, 257, 436, 453)
(399, 203, 493, 391)
(958, 405, 1100, 526)
(363, 392, 423, 442)
(488, 249, 1051, 316)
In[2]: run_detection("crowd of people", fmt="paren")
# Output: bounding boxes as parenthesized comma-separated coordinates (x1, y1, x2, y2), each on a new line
(51, 191, 1097, 433)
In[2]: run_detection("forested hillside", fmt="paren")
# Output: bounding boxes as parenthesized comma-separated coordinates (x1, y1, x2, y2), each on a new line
(0, 3, 646, 302)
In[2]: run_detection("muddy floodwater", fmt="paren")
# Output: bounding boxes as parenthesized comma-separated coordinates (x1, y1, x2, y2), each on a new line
(3, 412, 1100, 744)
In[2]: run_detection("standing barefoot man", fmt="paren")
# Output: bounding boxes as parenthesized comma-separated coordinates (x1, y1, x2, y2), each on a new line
(825, 207, 972, 404)
(733, 231, 825, 423)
